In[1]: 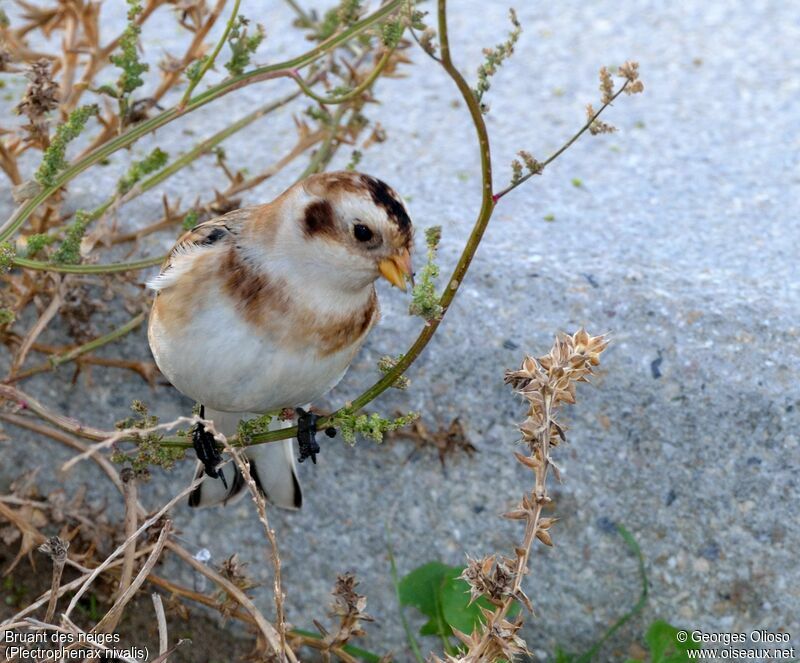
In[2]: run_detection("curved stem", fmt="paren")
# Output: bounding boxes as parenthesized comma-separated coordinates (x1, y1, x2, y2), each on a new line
(291, 48, 393, 105)
(0, 0, 405, 243)
(179, 0, 242, 108)
(121, 87, 305, 206)
(162, 0, 497, 450)
(11, 88, 307, 276)
(11, 254, 165, 274)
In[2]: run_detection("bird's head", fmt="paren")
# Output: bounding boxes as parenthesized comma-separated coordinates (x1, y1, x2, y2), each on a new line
(290, 171, 414, 293)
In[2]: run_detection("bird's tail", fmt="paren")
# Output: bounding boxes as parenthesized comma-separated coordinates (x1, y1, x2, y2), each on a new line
(188, 408, 302, 510)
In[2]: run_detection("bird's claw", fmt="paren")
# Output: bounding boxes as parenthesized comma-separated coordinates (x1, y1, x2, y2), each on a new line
(192, 413, 228, 489)
(296, 407, 337, 464)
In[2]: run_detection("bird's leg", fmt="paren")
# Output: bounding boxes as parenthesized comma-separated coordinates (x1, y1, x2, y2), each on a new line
(295, 407, 337, 464)
(193, 405, 228, 489)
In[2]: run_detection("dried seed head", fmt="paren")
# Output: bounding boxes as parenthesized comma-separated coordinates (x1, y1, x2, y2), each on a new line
(16, 59, 59, 144)
(506, 330, 608, 451)
(587, 104, 617, 135)
(219, 553, 255, 590)
(460, 554, 518, 606)
(515, 150, 543, 180)
(535, 529, 553, 546)
(618, 60, 640, 83)
(326, 573, 373, 648)
(618, 61, 644, 94)
(599, 66, 614, 104)
(419, 27, 437, 56)
(38, 535, 69, 563)
(330, 573, 370, 620)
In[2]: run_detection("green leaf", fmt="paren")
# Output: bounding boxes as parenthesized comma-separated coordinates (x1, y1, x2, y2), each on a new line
(553, 646, 578, 663)
(398, 562, 519, 642)
(398, 561, 452, 637)
(441, 568, 518, 635)
(645, 621, 699, 662)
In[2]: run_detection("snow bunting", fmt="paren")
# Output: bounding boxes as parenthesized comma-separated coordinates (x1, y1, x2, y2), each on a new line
(147, 171, 413, 509)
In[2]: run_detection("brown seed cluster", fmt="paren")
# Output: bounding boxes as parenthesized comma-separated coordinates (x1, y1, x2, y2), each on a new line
(505, 329, 608, 452)
(618, 60, 644, 94)
(324, 573, 374, 651)
(16, 59, 59, 146)
(437, 330, 607, 662)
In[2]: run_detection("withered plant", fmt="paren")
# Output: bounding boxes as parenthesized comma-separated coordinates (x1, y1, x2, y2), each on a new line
(437, 330, 609, 662)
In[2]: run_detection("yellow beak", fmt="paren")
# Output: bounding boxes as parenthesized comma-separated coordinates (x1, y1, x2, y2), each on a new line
(378, 248, 413, 292)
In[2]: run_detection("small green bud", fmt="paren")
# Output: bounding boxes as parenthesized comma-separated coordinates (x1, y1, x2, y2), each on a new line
(0, 308, 15, 326)
(117, 147, 169, 195)
(52, 210, 90, 265)
(35, 105, 99, 187)
(0, 242, 16, 272)
(409, 226, 444, 322)
(182, 209, 200, 230)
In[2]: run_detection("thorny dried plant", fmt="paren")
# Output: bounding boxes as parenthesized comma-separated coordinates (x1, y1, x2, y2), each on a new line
(0, 0, 640, 660)
(313, 573, 376, 661)
(427, 330, 608, 662)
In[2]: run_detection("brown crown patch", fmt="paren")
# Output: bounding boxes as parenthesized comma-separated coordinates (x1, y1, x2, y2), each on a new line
(360, 174, 412, 245)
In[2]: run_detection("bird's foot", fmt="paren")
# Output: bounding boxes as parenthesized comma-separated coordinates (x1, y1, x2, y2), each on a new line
(193, 408, 228, 489)
(295, 407, 336, 464)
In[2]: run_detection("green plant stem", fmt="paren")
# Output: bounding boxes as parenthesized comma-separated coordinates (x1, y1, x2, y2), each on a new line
(300, 104, 350, 177)
(255, 0, 495, 440)
(11, 254, 165, 274)
(125, 87, 305, 203)
(10, 312, 146, 382)
(576, 524, 649, 663)
(492, 79, 631, 201)
(291, 49, 393, 105)
(179, 0, 242, 108)
(0, 0, 405, 243)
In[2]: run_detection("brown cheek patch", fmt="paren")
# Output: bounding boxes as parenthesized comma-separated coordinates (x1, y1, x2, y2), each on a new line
(302, 199, 337, 239)
(247, 202, 281, 250)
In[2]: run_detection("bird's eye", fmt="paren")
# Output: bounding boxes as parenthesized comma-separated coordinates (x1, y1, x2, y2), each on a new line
(353, 223, 373, 242)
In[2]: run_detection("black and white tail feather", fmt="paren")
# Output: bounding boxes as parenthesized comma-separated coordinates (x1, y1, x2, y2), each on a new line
(188, 408, 302, 510)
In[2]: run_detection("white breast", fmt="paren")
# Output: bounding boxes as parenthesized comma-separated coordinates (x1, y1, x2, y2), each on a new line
(148, 297, 359, 413)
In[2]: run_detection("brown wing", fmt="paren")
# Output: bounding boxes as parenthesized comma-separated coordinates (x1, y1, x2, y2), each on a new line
(148, 208, 253, 291)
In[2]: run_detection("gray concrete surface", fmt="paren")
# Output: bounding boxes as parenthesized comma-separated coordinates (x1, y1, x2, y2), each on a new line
(2, 0, 799, 661)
